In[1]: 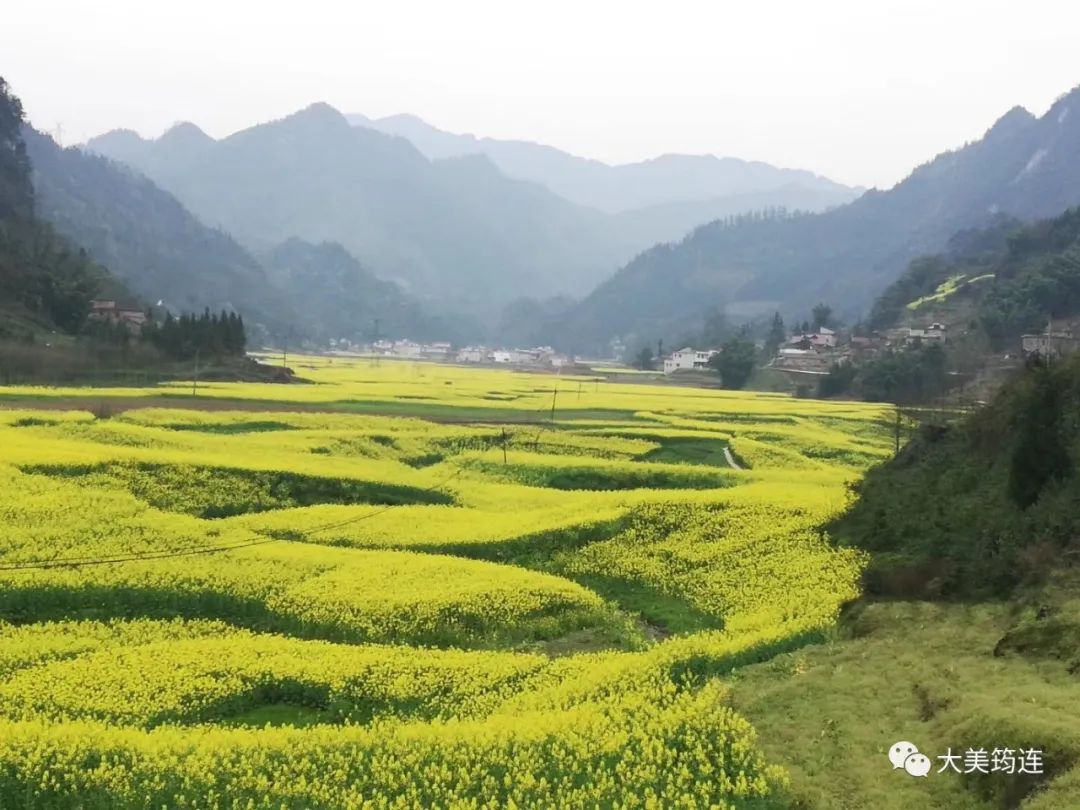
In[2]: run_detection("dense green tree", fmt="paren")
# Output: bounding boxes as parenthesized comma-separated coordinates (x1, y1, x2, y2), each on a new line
(633, 346, 654, 371)
(817, 362, 857, 398)
(764, 311, 785, 357)
(144, 309, 245, 360)
(856, 344, 947, 404)
(707, 337, 757, 389)
(811, 303, 832, 331)
(1008, 359, 1072, 508)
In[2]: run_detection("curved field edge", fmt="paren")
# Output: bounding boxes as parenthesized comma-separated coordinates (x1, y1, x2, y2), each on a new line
(0, 359, 896, 808)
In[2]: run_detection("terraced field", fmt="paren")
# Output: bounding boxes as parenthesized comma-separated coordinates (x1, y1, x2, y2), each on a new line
(0, 358, 893, 808)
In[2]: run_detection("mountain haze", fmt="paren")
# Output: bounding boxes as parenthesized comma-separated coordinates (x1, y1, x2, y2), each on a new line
(346, 112, 860, 213)
(259, 238, 462, 344)
(88, 104, 859, 323)
(554, 85, 1080, 351)
(24, 127, 294, 332)
(87, 105, 634, 319)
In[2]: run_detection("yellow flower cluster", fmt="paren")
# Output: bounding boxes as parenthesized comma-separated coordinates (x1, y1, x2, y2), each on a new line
(0, 678, 785, 809)
(0, 357, 896, 807)
(0, 622, 548, 726)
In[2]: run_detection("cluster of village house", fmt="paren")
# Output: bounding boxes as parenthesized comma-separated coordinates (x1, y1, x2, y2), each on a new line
(766, 325, 956, 376)
(658, 325, 951, 376)
(328, 339, 574, 368)
(662, 320, 1080, 378)
(93, 297, 1079, 373)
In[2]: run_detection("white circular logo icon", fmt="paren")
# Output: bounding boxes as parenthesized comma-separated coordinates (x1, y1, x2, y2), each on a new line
(889, 741, 919, 770)
(904, 753, 932, 777)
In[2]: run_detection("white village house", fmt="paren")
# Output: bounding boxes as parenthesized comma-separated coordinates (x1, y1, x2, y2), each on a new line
(663, 347, 718, 375)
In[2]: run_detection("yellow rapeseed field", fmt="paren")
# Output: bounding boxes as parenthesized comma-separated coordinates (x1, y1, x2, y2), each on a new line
(0, 358, 891, 808)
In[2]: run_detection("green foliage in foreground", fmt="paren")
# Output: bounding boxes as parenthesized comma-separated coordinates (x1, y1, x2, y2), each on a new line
(728, 578, 1080, 810)
(832, 356, 1080, 597)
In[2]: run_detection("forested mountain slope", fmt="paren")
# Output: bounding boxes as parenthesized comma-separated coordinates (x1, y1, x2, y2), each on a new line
(0, 77, 107, 336)
(24, 127, 293, 333)
(88, 105, 642, 319)
(555, 85, 1080, 352)
(868, 206, 1080, 348)
(259, 238, 462, 343)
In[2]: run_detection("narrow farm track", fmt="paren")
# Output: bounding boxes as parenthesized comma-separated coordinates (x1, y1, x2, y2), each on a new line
(723, 446, 743, 469)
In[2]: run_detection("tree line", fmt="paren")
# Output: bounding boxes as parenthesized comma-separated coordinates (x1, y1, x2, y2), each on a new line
(141, 309, 246, 360)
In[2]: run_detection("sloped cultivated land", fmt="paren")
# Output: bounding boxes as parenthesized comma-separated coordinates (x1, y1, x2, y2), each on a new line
(0, 363, 893, 808)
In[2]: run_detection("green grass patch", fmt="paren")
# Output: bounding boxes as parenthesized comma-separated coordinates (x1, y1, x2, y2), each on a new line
(726, 594, 1080, 810)
(222, 702, 334, 728)
(639, 437, 733, 467)
(22, 462, 453, 518)
(162, 420, 296, 434)
(473, 460, 734, 491)
(561, 573, 724, 636)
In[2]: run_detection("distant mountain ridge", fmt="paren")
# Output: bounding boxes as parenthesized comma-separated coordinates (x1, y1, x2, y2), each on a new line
(551, 85, 1080, 352)
(87, 105, 632, 319)
(345, 112, 860, 213)
(259, 238, 463, 344)
(25, 126, 443, 344)
(24, 127, 294, 333)
(87, 104, 860, 323)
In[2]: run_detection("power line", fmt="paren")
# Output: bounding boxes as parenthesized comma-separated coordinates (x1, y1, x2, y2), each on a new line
(0, 536, 279, 573)
(303, 452, 490, 536)
(1, 399, 563, 572)
(1, 424, 526, 571)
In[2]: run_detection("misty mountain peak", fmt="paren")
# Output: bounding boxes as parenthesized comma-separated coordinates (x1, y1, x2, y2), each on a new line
(85, 128, 148, 148)
(985, 105, 1036, 140)
(159, 121, 213, 146)
(378, 113, 430, 127)
(281, 102, 350, 132)
(82, 128, 153, 165)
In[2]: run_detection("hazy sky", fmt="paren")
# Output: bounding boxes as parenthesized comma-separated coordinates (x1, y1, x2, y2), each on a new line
(6, 0, 1079, 189)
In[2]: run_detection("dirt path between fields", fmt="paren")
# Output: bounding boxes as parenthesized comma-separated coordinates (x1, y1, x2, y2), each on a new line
(723, 446, 743, 470)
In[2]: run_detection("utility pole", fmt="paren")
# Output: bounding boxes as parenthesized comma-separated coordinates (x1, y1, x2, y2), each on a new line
(657, 338, 664, 364)
(192, 348, 200, 397)
(550, 385, 558, 424)
(501, 427, 508, 464)
(282, 334, 288, 368)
